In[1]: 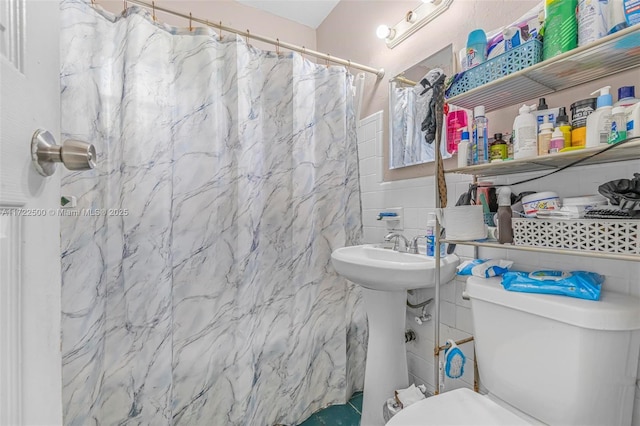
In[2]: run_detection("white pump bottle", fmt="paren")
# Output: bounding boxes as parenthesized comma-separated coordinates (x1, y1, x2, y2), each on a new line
(513, 104, 538, 159)
(586, 86, 613, 147)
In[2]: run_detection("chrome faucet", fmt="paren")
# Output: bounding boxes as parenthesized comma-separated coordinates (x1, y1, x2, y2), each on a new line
(384, 232, 410, 252)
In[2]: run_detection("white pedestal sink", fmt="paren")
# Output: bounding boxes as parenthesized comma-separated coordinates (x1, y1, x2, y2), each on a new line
(331, 244, 459, 426)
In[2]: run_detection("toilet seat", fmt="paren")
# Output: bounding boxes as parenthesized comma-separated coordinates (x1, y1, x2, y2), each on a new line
(385, 388, 533, 425)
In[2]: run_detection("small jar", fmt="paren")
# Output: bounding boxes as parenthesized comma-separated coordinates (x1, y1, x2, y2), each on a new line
(489, 133, 508, 161)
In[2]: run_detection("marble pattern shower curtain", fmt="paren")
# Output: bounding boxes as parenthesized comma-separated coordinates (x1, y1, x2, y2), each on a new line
(60, 1, 365, 424)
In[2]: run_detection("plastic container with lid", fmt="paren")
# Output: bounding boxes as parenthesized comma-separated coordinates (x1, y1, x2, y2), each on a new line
(570, 98, 597, 147)
(521, 191, 561, 216)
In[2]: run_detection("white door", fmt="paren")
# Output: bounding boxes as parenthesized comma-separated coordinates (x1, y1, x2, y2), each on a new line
(0, 0, 62, 425)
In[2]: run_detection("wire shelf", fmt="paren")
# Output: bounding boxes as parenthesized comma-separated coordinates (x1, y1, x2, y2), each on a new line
(446, 25, 640, 112)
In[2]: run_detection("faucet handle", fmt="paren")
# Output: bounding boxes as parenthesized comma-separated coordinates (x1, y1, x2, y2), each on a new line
(410, 235, 427, 254)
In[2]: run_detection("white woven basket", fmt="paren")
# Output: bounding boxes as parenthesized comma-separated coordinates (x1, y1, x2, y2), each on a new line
(512, 218, 640, 255)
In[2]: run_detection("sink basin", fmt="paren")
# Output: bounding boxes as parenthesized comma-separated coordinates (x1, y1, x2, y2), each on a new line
(331, 244, 459, 291)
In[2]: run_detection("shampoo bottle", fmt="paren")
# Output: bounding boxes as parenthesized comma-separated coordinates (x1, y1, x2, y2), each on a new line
(497, 187, 513, 244)
(513, 104, 538, 159)
(586, 86, 613, 147)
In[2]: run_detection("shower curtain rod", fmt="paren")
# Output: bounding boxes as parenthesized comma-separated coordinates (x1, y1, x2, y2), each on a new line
(109, 0, 385, 79)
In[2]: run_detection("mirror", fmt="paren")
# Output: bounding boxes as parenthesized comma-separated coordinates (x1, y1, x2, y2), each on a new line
(389, 44, 456, 169)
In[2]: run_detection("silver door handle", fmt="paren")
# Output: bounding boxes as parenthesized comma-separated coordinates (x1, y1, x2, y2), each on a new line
(31, 129, 97, 176)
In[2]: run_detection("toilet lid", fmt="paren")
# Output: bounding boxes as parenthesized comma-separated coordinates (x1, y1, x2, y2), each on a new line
(385, 388, 533, 426)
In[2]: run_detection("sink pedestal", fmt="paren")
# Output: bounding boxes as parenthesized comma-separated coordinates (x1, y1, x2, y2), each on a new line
(361, 288, 409, 426)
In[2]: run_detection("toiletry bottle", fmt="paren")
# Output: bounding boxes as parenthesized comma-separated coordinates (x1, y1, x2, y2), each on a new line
(543, 0, 578, 60)
(608, 106, 627, 144)
(608, 0, 629, 34)
(570, 98, 597, 147)
(534, 98, 560, 133)
(628, 102, 640, 138)
(497, 187, 513, 244)
(538, 116, 554, 155)
(614, 86, 639, 107)
(489, 133, 507, 161)
(586, 86, 613, 147)
(457, 128, 471, 168)
(555, 107, 572, 147)
(446, 108, 468, 154)
(513, 104, 538, 159)
(549, 128, 565, 153)
(472, 106, 489, 164)
(466, 29, 488, 69)
(426, 212, 445, 257)
(578, 0, 608, 46)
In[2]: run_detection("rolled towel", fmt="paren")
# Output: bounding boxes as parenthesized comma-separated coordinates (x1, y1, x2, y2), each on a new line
(394, 384, 426, 409)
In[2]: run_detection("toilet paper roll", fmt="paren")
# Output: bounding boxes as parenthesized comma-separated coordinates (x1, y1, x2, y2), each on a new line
(437, 205, 487, 240)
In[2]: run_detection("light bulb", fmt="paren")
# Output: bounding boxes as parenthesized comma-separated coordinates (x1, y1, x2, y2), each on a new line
(376, 24, 395, 40)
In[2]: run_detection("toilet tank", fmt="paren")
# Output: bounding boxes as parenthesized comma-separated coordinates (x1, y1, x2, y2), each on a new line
(466, 276, 640, 426)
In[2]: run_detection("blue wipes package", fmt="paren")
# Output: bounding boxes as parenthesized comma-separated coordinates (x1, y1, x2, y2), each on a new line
(501, 270, 603, 301)
(457, 259, 513, 278)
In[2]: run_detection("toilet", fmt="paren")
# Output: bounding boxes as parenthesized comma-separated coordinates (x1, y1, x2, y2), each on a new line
(387, 276, 640, 426)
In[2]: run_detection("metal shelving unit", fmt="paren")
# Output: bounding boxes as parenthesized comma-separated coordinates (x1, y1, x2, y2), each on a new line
(433, 29, 640, 393)
(446, 25, 640, 112)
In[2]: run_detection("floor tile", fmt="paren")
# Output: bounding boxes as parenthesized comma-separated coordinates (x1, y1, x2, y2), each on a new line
(298, 395, 362, 426)
(348, 392, 363, 414)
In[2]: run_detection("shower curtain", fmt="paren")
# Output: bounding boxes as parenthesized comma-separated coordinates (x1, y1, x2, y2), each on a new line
(59, 1, 366, 425)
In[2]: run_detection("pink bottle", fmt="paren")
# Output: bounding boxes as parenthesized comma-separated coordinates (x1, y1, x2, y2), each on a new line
(446, 109, 468, 154)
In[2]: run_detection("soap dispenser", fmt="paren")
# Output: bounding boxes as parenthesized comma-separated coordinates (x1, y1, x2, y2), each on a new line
(586, 86, 613, 147)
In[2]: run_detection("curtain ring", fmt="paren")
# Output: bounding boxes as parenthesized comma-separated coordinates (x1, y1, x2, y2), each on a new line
(189, 12, 193, 31)
(326, 54, 330, 68)
(151, 1, 156, 21)
(276, 38, 280, 55)
(246, 29, 250, 45)
(123, 0, 127, 13)
(219, 21, 223, 39)
(347, 59, 352, 74)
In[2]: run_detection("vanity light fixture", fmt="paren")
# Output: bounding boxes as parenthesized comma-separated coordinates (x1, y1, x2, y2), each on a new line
(381, 0, 453, 48)
(376, 24, 395, 40)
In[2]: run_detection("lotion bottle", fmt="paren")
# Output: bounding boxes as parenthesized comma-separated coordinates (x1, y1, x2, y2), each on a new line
(513, 104, 538, 159)
(586, 86, 613, 147)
